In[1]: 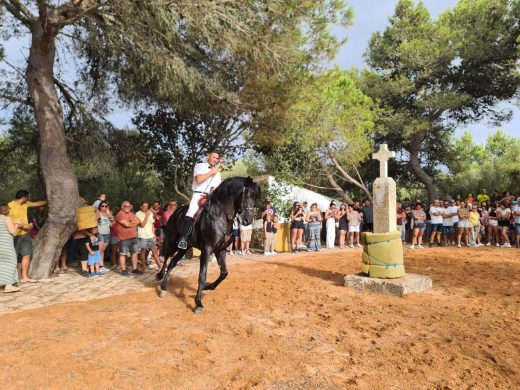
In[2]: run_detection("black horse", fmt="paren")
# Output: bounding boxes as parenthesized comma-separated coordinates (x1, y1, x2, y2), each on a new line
(157, 176, 260, 313)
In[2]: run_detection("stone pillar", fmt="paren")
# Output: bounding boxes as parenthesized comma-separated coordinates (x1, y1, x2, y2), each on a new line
(360, 144, 405, 278)
(373, 177, 397, 233)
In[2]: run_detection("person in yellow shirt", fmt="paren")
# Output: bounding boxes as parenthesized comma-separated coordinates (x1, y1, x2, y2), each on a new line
(8, 190, 47, 283)
(477, 189, 490, 207)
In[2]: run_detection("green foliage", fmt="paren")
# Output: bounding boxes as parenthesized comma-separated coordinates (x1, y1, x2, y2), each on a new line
(440, 130, 520, 196)
(0, 108, 43, 203)
(253, 69, 375, 198)
(362, 0, 520, 199)
(266, 180, 293, 219)
(133, 108, 248, 198)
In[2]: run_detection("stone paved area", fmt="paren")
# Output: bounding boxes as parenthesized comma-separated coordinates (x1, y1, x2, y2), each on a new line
(0, 247, 359, 315)
(0, 258, 200, 315)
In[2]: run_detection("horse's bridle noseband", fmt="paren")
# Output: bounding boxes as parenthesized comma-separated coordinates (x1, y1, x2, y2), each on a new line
(235, 186, 256, 220)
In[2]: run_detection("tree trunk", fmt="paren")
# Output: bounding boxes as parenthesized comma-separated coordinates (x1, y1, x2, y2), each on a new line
(408, 132, 438, 203)
(26, 22, 81, 279)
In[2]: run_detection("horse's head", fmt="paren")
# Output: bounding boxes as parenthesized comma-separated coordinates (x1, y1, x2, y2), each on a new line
(237, 176, 260, 226)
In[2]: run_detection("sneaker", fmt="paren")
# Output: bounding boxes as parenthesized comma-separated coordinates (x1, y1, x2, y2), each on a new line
(410, 245, 415, 249)
(228, 251, 234, 256)
(457, 244, 461, 248)
(121, 270, 129, 277)
(89, 272, 96, 277)
(356, 244, 362, 248)
(271, 251, 277, 255)
(99, 266, 107, 273)
(246, 250, 251, 255)
(263, 252, 270, 256)
(95, 271, 104, 276)
(496, 243, 500, 247)
(4, 284, 21, 293)
(349, 244, 353, 248)
(429, 243, 433, 248)
(485, 242, 491, 246)
(417, 244, 424, 249)
(131, 269, 144, 275)
(236, 250, 242, 255)
(81, 270, 90, 278)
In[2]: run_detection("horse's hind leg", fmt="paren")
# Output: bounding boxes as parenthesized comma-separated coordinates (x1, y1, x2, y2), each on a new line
(194, 248, 210, 314)
(156, 237, 175, 281)
(159, 249, 187, 297)
(203, 250, 228, 291)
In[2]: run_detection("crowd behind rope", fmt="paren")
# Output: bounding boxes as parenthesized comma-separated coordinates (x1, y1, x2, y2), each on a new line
(276, 188, 520, 252)
(1, 187, 519, 294)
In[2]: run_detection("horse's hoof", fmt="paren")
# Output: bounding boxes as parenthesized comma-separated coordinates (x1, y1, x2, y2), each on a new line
(194, 306, 204, 314)
(159, 290, 168, 298)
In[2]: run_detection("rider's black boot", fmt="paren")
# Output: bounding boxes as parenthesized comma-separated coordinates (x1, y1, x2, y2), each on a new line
(177, 216, 194, 249)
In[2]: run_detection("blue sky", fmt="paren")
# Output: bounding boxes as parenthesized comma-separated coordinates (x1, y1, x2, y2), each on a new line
(335, 0, 519, 143)
(1, 0, 519, 143)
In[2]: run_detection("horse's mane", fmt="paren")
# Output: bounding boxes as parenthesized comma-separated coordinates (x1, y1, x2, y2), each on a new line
(209, 177, 260, 203)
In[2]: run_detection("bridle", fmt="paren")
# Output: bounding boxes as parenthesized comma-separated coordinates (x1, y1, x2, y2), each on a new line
(235, 186, 256, 220)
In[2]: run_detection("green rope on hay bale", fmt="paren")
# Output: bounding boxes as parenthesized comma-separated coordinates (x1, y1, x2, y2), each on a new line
(361, 230, 405, 279)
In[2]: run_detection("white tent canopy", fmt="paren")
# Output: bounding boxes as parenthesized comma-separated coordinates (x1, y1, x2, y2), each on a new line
(267, 176, 337, 213)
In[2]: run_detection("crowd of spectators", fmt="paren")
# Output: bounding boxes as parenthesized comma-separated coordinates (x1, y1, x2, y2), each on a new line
(278, 188, 520, 252)
(1, 187, 519, 293)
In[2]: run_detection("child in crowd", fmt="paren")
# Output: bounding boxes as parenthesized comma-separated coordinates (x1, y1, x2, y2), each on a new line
(239, 216, 252, 255)
(272, 214, 279, 249)
(85, 227, 102, 277)
(263, 213, 276, 256)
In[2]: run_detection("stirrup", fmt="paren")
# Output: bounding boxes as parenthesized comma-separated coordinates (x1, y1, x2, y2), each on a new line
(178, 240, 188, 250)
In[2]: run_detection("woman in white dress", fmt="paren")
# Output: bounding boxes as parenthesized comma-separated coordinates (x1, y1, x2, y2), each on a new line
(325, 202, 337, 249)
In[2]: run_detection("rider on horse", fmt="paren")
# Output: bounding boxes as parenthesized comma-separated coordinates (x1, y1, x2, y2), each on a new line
(177, 151, 222, 249)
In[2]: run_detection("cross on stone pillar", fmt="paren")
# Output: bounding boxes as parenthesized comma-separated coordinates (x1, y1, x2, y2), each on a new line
(372, 144, 395, 178)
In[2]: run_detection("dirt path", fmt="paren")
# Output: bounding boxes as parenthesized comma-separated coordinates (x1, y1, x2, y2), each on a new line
(1, 247, 519, 389)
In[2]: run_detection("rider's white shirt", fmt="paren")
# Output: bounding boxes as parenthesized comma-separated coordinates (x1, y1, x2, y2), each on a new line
(192, 162, 222, 193)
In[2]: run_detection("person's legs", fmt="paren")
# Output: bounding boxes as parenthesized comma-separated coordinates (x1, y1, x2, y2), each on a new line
(457, 228, 462, 246)
(296, 229, 303, 250)
(139, 246, 147, 271)
(411, 228, 418, 247)
(99, 242, 106, 267)
(151, 247, 162, 268)
(418, 229, 424, 246)
(290, 228, 297, 251)
(464, 228, 470, 246)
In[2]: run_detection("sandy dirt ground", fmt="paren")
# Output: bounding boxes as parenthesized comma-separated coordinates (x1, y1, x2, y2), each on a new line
(1, 247, 519, 389)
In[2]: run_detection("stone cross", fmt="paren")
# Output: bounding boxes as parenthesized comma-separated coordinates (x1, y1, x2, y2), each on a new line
(372, 144, 395, 178)
(372, 144, 397, 234)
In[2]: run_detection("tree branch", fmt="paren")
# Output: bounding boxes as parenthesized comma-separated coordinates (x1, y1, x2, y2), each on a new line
(0, 93, 32, 106)
(327, 149, 373, 202)
(173, 166, 190, 202)
(317, 159, 353, 204)
(303, 183, 337, 191)
(1, 0, 36, 26)
(52, 0, 101, 26)
(36, 0, 48, 31)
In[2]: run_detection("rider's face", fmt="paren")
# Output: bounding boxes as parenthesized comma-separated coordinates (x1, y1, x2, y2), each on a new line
(208, 153, 220, 166)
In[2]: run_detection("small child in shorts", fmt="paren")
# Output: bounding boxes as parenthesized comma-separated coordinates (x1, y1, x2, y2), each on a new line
(86, 227, 102, 277)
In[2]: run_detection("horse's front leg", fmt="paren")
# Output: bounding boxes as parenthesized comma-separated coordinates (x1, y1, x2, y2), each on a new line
(203, 249, 228, 291)
(194, 247, 211, 314)
(158, 249, 187, 297)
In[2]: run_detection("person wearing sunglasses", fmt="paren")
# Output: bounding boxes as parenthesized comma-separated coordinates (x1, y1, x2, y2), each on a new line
(97, 202, 113, 272)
